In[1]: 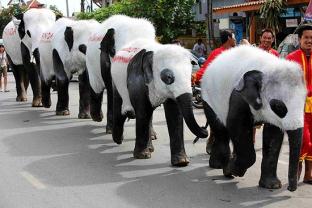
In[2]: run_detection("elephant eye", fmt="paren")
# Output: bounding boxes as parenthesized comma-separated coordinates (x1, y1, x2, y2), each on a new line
(270, 99, 288, 118)
(160, 68, 175, 85)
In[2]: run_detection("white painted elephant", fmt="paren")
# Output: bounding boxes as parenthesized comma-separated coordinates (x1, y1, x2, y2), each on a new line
(201, 45, 306, 191)
(111, 38, 208, 166)
(85, 15, 156, 133)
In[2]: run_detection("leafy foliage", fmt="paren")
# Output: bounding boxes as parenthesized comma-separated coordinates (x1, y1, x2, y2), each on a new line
(260, 0, 286, 32)
(0, 4, 26, 38)
(49, 5, 63, 17)
(77, 0, 196, 43)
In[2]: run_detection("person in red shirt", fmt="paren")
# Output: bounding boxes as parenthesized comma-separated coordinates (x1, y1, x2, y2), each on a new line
(259, 28, 279, 57)
(193, 30, 236, 84)
(286, 24, 312, 184)
(192, 30, 236, 154)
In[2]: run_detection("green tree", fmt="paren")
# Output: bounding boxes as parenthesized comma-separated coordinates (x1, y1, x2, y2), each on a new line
(0, 4, 26, 38)
(77, 0, 196, 43)
(49, 5, 63, 17)
(260, 0, 286, 32)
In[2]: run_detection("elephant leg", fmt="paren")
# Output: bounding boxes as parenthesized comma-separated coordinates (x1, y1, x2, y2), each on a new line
(90, 88, 104, 122)
(7, 55, 27, 102)
(203, 102, 230, 169)
(12, 66, 28, 102)
(133, 106, 153, 159)
(112, 85, 127, 144)
(21, 43, 42, 107)
(164, 99, 189, 167)
(101, 53, 113, 133)
(78, 70, 91, 119)
(53, 49, 69, 116)
(259, 123, 284, 189)
(41, 76, 52, 108)
(225, 91, 256, 177)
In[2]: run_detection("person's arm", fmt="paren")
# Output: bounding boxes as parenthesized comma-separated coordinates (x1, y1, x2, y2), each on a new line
(192, 44, 197, 51)
(195, 49, 219, 82)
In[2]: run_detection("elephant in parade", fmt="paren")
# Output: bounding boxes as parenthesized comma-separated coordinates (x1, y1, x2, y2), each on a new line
(201, 45, 306, 191)
(111, 38, 208, 166)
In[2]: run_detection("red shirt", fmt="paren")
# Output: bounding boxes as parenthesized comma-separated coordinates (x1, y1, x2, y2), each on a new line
(259, 46, 279, 57)
(195, 46, 227, 82)
(268, 48, 279, 57)
(286, 49, 312, 96)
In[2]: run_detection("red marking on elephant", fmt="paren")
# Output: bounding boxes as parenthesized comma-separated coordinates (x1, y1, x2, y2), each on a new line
(112, 47, 141, 63)
(89, 34, 104, 42)
(41, 32, 54, 42)
(112, 56, 133, 63)
(3, 27, 17, 36)
(121, 47, 140, 53)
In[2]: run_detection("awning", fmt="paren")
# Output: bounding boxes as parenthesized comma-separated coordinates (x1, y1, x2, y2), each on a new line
(213, 0, 310, 14)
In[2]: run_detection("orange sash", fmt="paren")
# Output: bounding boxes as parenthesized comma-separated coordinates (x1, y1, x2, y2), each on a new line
(301, 52, 312, 113)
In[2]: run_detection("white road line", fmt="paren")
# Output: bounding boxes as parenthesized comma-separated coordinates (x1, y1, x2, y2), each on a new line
(20, 171, 46, 190)
(256, 153, 288, 165)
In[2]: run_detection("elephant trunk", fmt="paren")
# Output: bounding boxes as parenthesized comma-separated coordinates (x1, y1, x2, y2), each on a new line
(176, 93, 208, 138)
(286, 128, 303, 192)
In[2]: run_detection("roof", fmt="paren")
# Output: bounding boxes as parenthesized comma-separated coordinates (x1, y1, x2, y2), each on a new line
(213, 0, 265, 13)
(26, 0, 44, 8)
(213, 0, 310, 14)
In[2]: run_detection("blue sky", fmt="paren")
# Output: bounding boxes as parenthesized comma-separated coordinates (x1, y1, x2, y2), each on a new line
(1, 0, 99, 16)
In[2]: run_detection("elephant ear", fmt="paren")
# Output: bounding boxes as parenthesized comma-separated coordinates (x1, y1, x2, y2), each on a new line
(64, 26, 74, 52)
(234, 70, 264, 110)
(100, 28, 115, 57)
(127, 49, 154, 85)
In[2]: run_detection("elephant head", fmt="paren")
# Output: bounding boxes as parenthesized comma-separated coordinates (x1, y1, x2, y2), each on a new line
(234, 65, 306, 191)
(127, 46, 208, 139)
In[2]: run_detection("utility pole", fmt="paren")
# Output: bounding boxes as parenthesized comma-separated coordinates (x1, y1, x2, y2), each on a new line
(81, 0, 85, 12)
(207, 0, 214, 49)
(66, 0, 69, 17)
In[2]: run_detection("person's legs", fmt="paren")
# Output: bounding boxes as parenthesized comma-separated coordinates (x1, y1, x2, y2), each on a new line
(0, 67, 3, 91)
(303, 113, 312, 184)
(3, 66, 8, 92)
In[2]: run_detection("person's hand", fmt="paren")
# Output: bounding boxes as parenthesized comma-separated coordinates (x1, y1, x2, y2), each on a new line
(191, 73, 198, 85)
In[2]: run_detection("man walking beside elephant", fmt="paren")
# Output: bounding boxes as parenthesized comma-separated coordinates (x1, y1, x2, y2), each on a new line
(287, 24, 312, 184)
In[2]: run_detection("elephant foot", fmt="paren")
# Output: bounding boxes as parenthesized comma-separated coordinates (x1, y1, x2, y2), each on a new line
(133, 148, 151, 159)
(56, 110, 70, 116)
(113, 135, 123, 145)
(288, 178, 298, 192)
(229, 165, 247, 177)
(42, 99, 51, 108)
(16, 96, 27, 102)
(78, 112, 91, 119)
(91, 111, 103, 122)
(171, 153, 189, 167)
(259, 176, 282, 189)
(32, 97, 43, 107)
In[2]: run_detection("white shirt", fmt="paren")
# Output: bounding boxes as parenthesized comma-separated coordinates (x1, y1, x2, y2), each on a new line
(0, 51, 7, 67)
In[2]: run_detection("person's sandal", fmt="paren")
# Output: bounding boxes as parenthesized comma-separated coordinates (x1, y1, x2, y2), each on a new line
(4, 90, 9, 92)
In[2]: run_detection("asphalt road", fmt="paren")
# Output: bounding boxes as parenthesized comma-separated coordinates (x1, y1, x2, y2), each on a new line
(0, 72, 311, 208)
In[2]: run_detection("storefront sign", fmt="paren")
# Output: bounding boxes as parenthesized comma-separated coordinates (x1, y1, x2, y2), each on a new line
(286, 19, 298, 27)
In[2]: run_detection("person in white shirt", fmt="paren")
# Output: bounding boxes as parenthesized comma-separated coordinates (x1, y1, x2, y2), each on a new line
(0, 44, 9, 92)
(193, 38, 207, 58)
